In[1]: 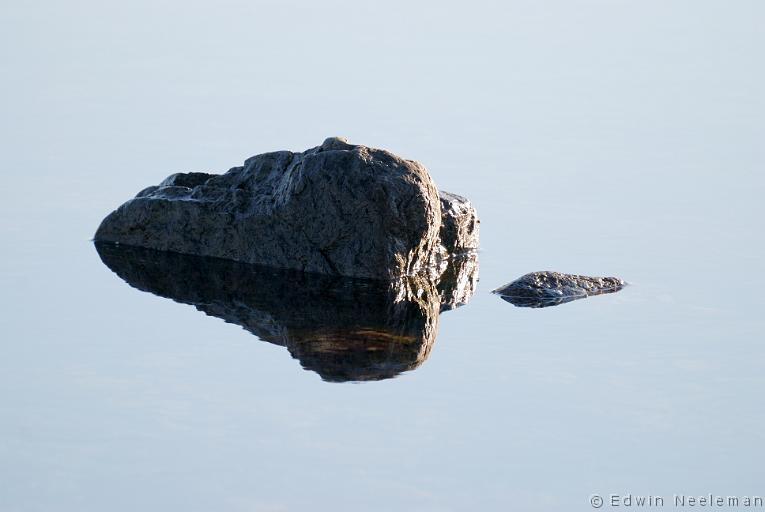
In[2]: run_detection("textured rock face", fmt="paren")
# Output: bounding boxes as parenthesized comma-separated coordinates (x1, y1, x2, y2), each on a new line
(439, 191, 479, 254)
(95, 242, 477, 382)
(493, 271, 625, 308)
(95, 137, 479, 280)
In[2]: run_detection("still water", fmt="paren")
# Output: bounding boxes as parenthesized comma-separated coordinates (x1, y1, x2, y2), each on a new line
(2, 1, 763, 510)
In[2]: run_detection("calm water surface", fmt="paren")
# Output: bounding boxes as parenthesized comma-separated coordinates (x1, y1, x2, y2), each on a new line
(2, 1, 764, 510)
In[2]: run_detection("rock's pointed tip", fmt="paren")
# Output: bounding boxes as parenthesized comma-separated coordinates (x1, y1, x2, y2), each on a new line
(321, 136, 351, 150)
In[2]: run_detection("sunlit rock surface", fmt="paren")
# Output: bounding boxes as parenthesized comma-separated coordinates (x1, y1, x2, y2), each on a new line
(95, 138, 478, 280)
(493, 271, 625, 308)
(95, 242, 478, 382)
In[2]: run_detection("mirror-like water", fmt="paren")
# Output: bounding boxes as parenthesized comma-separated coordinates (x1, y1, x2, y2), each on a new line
(2, 1, 764, 510)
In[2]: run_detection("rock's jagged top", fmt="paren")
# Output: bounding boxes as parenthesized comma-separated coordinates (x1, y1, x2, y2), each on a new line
(493, 271, 625, 308)
(95, 138, 479, 280)
(95, 241, 478, 382)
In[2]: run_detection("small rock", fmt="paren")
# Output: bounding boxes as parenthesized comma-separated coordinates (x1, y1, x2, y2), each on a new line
(493, 271, 625, 308)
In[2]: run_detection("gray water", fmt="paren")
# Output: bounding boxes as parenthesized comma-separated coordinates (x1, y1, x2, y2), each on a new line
(2, 1, 764, 510)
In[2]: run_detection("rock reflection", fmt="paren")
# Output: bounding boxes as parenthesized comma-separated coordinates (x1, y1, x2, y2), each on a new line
(497, 293, 593, 308)
(95, 242, 477, 382)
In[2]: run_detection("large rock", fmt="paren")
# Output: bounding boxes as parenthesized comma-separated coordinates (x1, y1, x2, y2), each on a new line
(95, 242, 477, 382)
(95, 137, 479, 280)
(493, 271, 625, 308)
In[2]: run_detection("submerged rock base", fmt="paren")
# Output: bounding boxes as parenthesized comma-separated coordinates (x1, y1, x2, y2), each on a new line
(493, 271, 625, 308)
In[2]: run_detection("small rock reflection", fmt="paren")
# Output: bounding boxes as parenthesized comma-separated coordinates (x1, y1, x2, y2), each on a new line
(95, 243, 477, 382)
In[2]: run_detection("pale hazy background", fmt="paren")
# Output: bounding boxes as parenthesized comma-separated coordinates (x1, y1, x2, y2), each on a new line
(1, 1, 763, 511)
